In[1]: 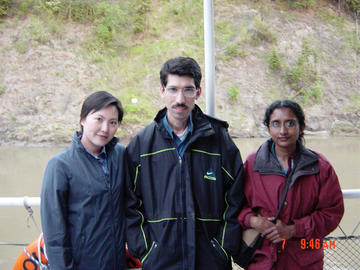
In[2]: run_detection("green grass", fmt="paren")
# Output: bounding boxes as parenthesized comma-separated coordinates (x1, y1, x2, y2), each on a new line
(14, 39, 28, 54)
(79, 0, 204, 119)
(284, 39, 322, 103)
(300, 80, 323, 104)
(215, 20, 238, 45)
(0, 0, 11, 18)
(264, 85, 286, 101)
(292, 0, 316, 9)
(267, 49, 281, 71)
(343, 92, 360, 113)
(227, 85, 240, 102)
(1, 0, 359, 134)
(224, 44, 241, 60)
(248, 17, 277, 46)
(319, 9, 345, 31)
(12, 16, 56, 53)
(346, 31, 360, 54)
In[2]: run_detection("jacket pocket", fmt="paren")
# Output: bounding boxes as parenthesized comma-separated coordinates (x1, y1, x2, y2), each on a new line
(196, 231, 230, 269)
(141, 241, 157, 268)
(290, 248, 323, 267)
(210, 238, 229, 263)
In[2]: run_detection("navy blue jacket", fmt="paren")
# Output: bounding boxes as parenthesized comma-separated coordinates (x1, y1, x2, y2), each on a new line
(126, 105, 244, 270)
(41, 132, 127, 270)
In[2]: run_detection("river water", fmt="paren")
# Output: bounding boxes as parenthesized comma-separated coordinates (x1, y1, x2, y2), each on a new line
(0, 137, 359, 269)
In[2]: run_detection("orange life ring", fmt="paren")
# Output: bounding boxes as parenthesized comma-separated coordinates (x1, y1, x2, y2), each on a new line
(12, 234, 49, 270)
(13, 234, 142, 269)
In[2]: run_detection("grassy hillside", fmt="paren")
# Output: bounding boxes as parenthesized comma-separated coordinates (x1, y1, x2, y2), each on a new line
(0, 0, 359, 145)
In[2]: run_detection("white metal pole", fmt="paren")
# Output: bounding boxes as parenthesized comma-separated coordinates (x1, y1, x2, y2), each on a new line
(203, 0, 215, 117)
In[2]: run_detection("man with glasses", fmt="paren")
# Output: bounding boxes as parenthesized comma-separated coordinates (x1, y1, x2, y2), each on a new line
(125, 57, 244, 270)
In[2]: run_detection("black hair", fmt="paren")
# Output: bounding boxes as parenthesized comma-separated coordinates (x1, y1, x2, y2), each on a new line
(160, 57, 202, 89)
(263, 99, 305, 144)
(80, 91, 123, 132)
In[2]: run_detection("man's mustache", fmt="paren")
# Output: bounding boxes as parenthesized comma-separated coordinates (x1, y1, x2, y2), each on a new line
(172, 103, 187, 109)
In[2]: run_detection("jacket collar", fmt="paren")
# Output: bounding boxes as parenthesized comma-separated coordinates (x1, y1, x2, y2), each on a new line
(154, 105, 216, 140)
(254, 139, 320, 185)
(72, 131, 119, 154)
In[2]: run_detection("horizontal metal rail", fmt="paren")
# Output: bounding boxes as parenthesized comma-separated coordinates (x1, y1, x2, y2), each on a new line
(0, 196, 40, 207)
(342, 189, 360, 199)
(1, 189, 360, 207)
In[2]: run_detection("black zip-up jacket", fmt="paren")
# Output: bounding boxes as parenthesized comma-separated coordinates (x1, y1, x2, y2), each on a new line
(41, 132, 127, 270)
(126, 105, 244, 270)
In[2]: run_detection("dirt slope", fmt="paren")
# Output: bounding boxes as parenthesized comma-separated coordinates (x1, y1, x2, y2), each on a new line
(0, 3, 359, 146)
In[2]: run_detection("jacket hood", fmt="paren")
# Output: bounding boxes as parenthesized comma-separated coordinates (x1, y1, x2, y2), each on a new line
(254, 139, 320, 186)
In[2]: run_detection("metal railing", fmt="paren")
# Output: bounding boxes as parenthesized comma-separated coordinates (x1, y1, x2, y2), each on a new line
(1, 189, 360, 270)
(1, 189, 359, 207)
(0, 196, 40, 207)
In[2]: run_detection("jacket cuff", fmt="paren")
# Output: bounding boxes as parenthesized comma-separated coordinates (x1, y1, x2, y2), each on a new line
(238, 208, 256, 229)
(244, 212, 256, 228)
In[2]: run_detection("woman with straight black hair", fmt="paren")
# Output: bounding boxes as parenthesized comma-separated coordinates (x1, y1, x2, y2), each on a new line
(237, 99, 344, 269)
(41, 91, 127, 270)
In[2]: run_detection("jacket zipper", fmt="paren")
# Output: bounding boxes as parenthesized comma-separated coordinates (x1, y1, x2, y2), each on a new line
(178, 155, 188, 270)
(107, 156, 117, 264)
(105, 154, 119, 265)
(162, 123, 212, 269)
(177, 130, 210, 269)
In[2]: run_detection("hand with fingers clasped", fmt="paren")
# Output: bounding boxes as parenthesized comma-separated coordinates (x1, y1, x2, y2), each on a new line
(263, 219, 296, 244)
(250, 216, 296, 244)
(249, 215, 274, 235)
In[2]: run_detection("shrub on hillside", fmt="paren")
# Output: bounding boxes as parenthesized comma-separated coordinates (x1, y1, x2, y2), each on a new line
(285, 40, 322, 102)
(0, 0, 11, 18)
(330, 0, 360, 15)
(131, 0, 151, 33)
(345, 0, 360, 14)
(290, 0, 317, 9)
(347, 31, 360, 54)
(40, 0, 95, 22)
(249, 18, 277, 46)
(267, 50, 281, 71)
(227, 85, 240, 102)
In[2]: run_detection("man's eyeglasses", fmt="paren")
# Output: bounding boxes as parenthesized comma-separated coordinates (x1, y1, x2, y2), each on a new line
(164, 87, 198, 98)
(270, 120, 297, 129)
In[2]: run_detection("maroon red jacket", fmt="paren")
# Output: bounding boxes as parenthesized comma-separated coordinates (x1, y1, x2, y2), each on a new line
(238, 139, 344, 270)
